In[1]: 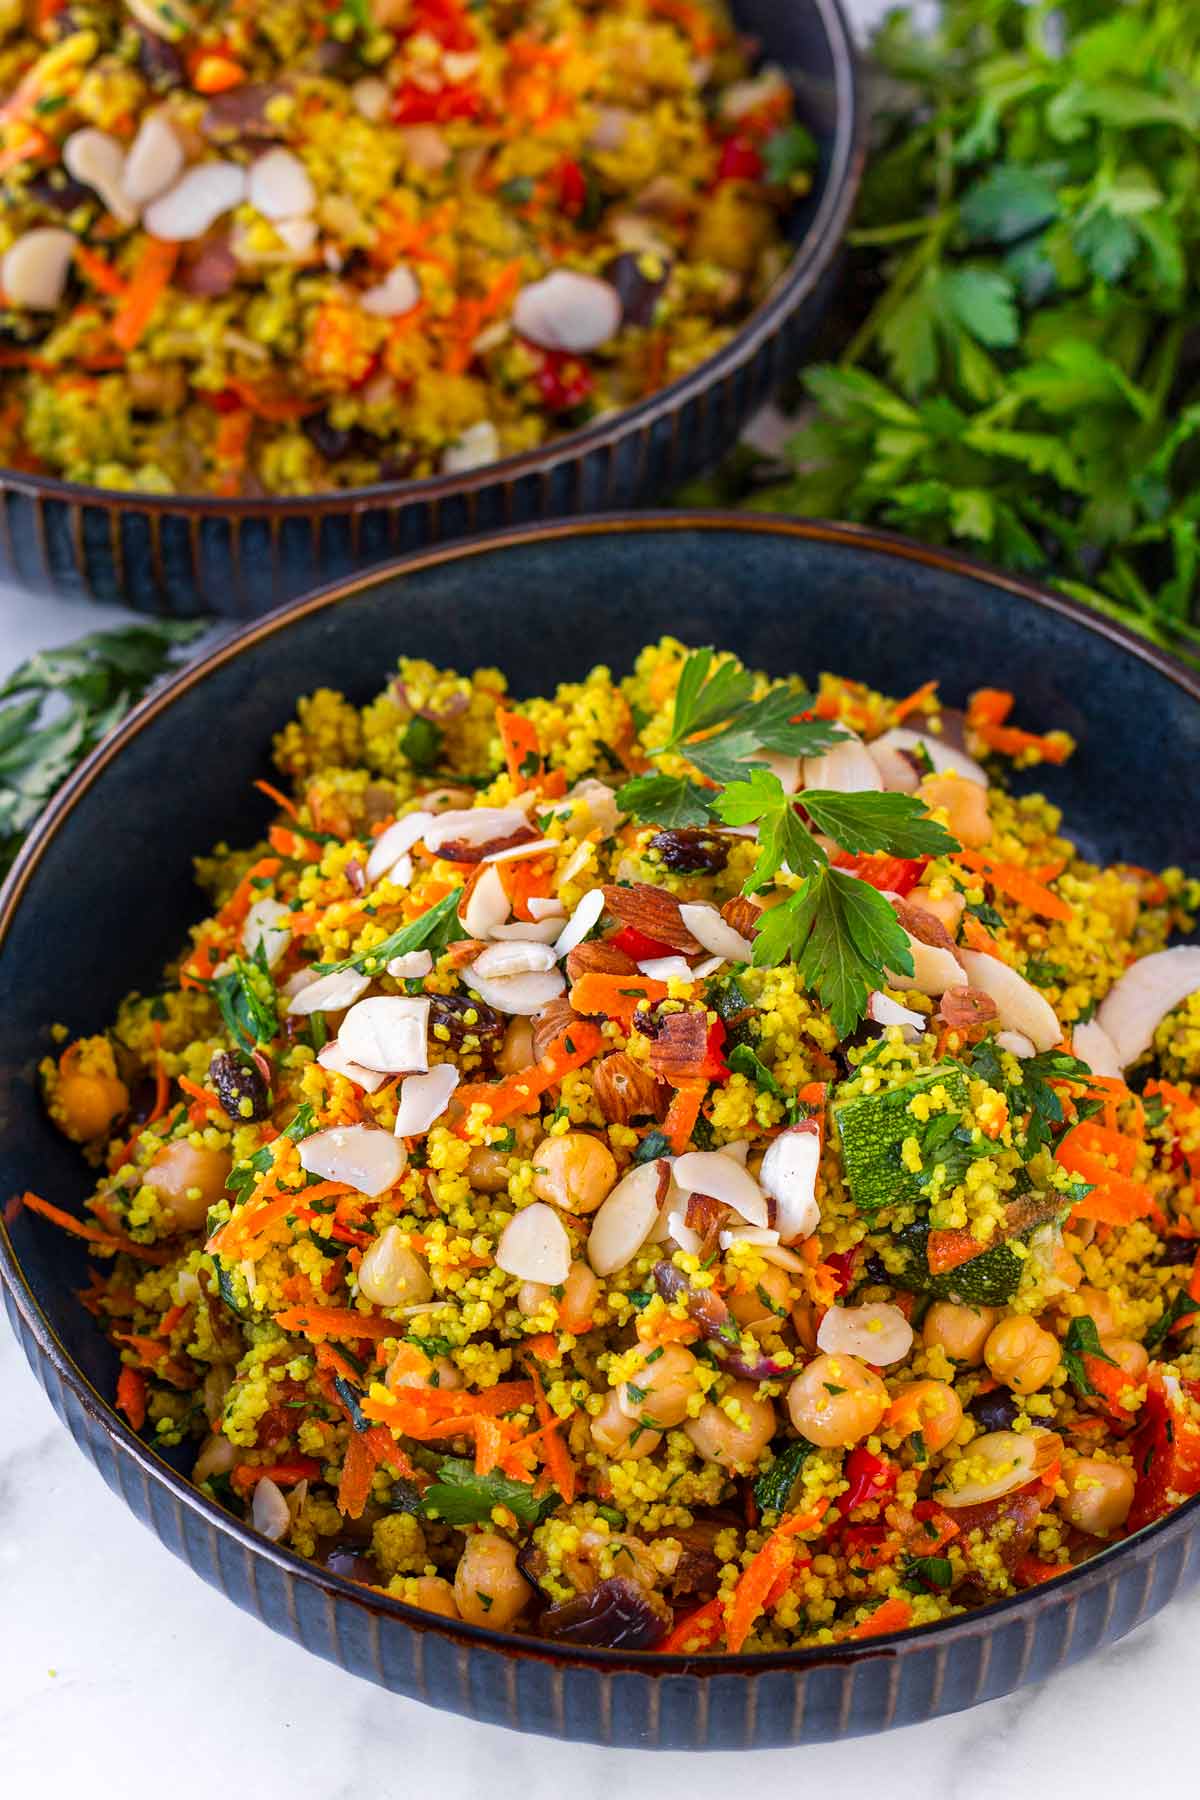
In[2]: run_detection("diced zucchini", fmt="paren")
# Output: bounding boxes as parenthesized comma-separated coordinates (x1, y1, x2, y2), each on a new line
(888, 1221, 1027, 1306)
(833, 1066, 970, 1214)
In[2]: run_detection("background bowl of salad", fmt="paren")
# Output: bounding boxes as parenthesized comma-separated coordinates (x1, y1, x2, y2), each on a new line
(3, 513, 1199, 1747)
(0, 0, 862, 618)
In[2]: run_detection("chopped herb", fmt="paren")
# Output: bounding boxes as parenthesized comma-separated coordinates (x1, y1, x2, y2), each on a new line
(753, 1437, 815, 1514)
(901, 1554, 953, 1594)
(1024, 956, 1067, 989)
(205, 939, 279, 1054)
(728, 1042, 783, 1098)
(632, 1131, 672, 1166)
(1062, 1314, 1116, 1397)
(400, 716, 444, 772)
(764, 121, 817, 185)
(1145, 1290, 1200, 1352)
(965, 898, 1005, 932)
(332, 1373, 370, 1432)
(424, 1458, 561, 1527)
(312, 886, 466, 975)
(498, 175, 535, 205)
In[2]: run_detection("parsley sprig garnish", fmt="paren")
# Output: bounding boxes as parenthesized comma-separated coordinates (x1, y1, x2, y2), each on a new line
(616, 648, 960, 1037)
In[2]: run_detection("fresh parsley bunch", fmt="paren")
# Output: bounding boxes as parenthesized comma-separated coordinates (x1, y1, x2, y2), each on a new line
(616, 648, 958, 1036)
(0, 619, 205, 876)
(744, 0, 1200, 658)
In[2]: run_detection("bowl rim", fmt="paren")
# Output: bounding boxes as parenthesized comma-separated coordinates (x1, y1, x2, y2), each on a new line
(3, 507, 1199, 1679)
(0, 0, 864, 519)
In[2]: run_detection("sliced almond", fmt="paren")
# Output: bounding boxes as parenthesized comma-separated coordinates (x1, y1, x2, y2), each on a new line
(496, 1202, 571, 1284)
(885, 935, 968, 997)
(338, 996, 430, 1072)
(466, 966, 566, 1017)
(424, 806, 529, 854)
(490, 920, 563, 944)
(527, 897, 566, 920)
(672, 1149, 768, 1228)
(286, 968, 371, 1016)
(366, 811, 433, 884)
(394, 1064, 460, 1137)
(553, 887, 606, 959)
(1095, 946, 1200, 1070)
(867, 991, 926, 1037)
(803, 732, 882, 794)
(959, 949, 1060, 1053)
(252, 1475, 291, 1541)
(299, 1123, 407, 1197)
(587, 1160, 668, 1276)
(1072, 1017, 1121, 1078)
(759, 1122, 821, 1243)
(678, 901, 755, 964)
(242, 896, 291, 969)
(317, 1040, 388, 1094)
(387, 949, 434, 979)
(460, 863, 510, 939)
(638, 955, 694, 982)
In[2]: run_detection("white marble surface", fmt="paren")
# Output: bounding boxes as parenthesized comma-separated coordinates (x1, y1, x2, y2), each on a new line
(2, 0, 1198, 1785)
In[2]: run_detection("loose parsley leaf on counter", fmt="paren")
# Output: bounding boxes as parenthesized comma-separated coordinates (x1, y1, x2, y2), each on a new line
(424, 1457, 561, 1528)
(0, 619, 204, 876)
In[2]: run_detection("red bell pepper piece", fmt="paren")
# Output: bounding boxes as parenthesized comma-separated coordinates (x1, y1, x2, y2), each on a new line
(838, 1448, 898, 1519)
(700, 1018, 729, 1082)
(1128, 1369, 1200, 1532)
(534, 349, 594, 414)
(825, 1248, 859, 1297)
(611, 924, 681, 963)
(839, 1524, 894, 1571)
(716, 136, 764, 182)
(832, 852, 928, 896)
(556, 157, 588, 217)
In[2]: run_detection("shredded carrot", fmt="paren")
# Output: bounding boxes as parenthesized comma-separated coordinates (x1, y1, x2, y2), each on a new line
(892, 678, 938, 722)
(848, 1596, 914, 1640)
(525, 1360, 576, 1503)
(926, 1226, 987, 1276)
(1059, 1118, 1139, 1175)
(157, 1301, 188, 1337)
(568, 971, 670, 1027)
(75, 242, 127, 298)
(0, 126, 50, 173)
(726, 1503, 829, 1654)
(960, 911, 1002, 957)
(177, 1073, 227, 1120)
(452, 1022, 604, 1130)
(268, 822, 327, 861)
(522, 1332, 559, 1363)
(956, 849, 1073, 922)
(966, 688, 1072, 764)
(16, 1190, 171, 1264)
(362, 1380, 535, 1437)
(231, 1457, 322, 1493)
(662, 1080, 706, 1155)
(272, 1305, 401, 1341)
(496, 707, 543, 791)
(338, 1426, 390, 1518)
(116, 1365, 147, 1431)
(110, 239, 178, 351)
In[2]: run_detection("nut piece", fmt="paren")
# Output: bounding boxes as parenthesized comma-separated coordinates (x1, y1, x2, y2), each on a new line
(592, 1051, 666, 1124)
(721, 895, 761, 942)
(565, 939, 638, 983)
(892, 895, 956, 951)
(601, 883, 702, 952)
(531, 997, 583, 1063)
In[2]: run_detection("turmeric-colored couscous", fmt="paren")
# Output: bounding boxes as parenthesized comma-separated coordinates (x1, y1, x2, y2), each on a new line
(26, 639, 1200, 1652)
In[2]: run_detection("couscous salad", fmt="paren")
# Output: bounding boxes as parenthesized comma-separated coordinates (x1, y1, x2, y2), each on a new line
(23, 640, 1200, 1653)
(0, 1, 808, 495)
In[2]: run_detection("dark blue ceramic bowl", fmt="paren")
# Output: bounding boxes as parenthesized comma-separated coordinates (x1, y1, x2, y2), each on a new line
(3, 515, 1199, 1747)
(0, 0, 861, 621)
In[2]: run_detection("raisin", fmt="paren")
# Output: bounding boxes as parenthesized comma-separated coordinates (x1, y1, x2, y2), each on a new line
(429, 990, 505, 1056)
(209, 1051, 270, 1122)
(647, 827, 729, 874)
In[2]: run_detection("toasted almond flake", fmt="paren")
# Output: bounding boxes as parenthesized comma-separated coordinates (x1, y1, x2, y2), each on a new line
(316, 1040, 388, 1094)
(513, 269, 621, 353)
(586, 1160, 668, 1276)
(466, 966, 566, 1017)
(1071, 1017, 1121, 1078)
(483, 836, 557, 864)
(672, 1150, 768, 1228)
(495, 1202, 571, 1284)
(867, 990, 927, 1036)
(665, 1207, 702, 1256)
(995, 1029, 1037, 1061)
(144, 160, 247, 241)
(1095, 946, 1200, 1070)
(472, 940, 557, 980)
(460, 863, 510, 939)
(553, 886, 605, 959)
(527, 897, 566, 920)
(936, 1430, 1060, 1509)
(759, 1123, 821, 1243)
(338, 995, 430, 1072)
(872, 726, 988, 788)
(252, 1476, 291, 1541)
(885, 935, 967, 997)
(366, 812, 433, 884)
(242, 896, 291, 969)
(719, 1223, 779, 1249)
(248, 146, 315, 220)
(299, 1123, 407, 1197)
(638, 955, 694, 982)
(959, 949, 1060, 1053)
(678, 901, 754, 964)
(759, 1244, 807, 1272)
(123, 112, 185, 206)
(387, 949, 434, 979)
(394, 1064, 460, 1137)
(557, 839, 597, 887)
(286, 968, 370, 1016)
(803, 731, 882, 794)
(490, 920, 562, 943)
(361, 263, 421, 318)
(424, 806, 528, 853)
(816, 1302, 913, 1366)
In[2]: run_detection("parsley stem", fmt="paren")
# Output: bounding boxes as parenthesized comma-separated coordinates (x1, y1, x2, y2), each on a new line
(840, 212, 956, 370)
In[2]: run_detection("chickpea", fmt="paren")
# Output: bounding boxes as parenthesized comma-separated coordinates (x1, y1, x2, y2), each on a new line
(558, 1260, 602, 1333)
(923, 1302, 998, 1367)
(466, 1145, 510, 1194)
(617, 1341, 700, 1430)
(531, 1131, 617, 1215)
(497, 1017, 534, 1076)
(984, 1315, 1061, 1395)
(790, 1297, 818, 1353)
(728, 1263, 793, 1335)
(1071, 1286, 1120, 1340)
(409, 1575, 459, 1620)
(1050, 1244, 1083, 1290)
(885, 1379, 963, 1453)
(145, 1141, 232, 1230)
(454, 1533, 533, 1630)
(517, 1280, 551, 1318)
(56, 1067, 129, 1144)
(917, 771, 992, 848)
(685, 1380, 776, 1470)
(1102, 1337, 1149, 1386)
(590, 1391, 663, 1459)
(1059, 1456, 1135, 1536)
(786, 1352, 888, 1448)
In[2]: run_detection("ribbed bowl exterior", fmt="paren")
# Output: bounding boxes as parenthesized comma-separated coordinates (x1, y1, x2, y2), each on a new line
(0, 0, 862, 620)
(4, 1273, 1198, 1747)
